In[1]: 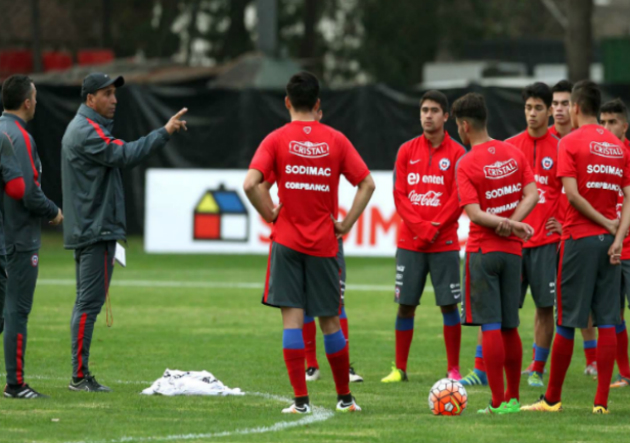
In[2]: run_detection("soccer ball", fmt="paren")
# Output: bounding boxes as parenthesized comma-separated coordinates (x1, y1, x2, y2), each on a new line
(428, 378, 467, 416)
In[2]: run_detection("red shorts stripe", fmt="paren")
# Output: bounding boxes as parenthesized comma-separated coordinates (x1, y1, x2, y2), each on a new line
(77, 313, 88, 378)
(263, 243, 273, 303)
(337, 266, 343, 315)
(465, 253, 473, 324)
(556, 241, 565, 326)
(16, 333, 24, 385)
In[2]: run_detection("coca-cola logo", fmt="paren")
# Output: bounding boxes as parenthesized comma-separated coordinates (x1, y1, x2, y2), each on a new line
(408, 190, 442, 207)
(289, 141, 330, 158)
(483, 159, 518, 180)
(538, 189, 546, 204)
(590, 142, 624, 159)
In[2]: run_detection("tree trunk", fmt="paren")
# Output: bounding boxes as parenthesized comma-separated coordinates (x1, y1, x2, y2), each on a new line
(300, 0, 319, 59)
(219, 0, 252, 61)
(31, 0, 42, 73)
(101, 0, 112, 48)
(565, 0, 593, 83)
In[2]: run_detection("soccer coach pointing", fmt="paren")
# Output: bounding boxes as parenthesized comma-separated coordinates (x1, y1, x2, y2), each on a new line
(61, 73, 187, 392)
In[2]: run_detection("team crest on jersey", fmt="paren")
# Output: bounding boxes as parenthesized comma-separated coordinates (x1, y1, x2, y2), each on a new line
(597, 128, 604, 135)
(303, 126, 311, 134)
(289, 141, 330, 158)
(31, 254, 39, 267)
(541, 156, 554, 170)
(439, 158, 451, 171)
(488, 147, 496, 154)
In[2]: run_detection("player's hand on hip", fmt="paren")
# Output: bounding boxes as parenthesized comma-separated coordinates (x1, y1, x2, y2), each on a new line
(165, 108, 188, 135)
(331, 214, 350, 239)
(49, 208, 63, 226)
(609, 240, 622, 265)
(270, 203, 283, 223)
(495, 218, 512, 237)
(545, 217, 562, 235)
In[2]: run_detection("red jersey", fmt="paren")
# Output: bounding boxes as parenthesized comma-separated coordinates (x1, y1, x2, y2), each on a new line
(505, 129, 562, 248)
(250, 120, 369, 257)
(617, 138, 630, 259)
(549, 125, 572, 225)
(557, 124, 630, 240)
(456, 140, 535, 255)
(394, 132, 466, 252)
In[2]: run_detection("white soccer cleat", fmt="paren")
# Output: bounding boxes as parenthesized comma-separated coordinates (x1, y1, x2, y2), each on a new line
(336, 398, 362, 412)
(584, 363, 598, 377)
(349, 365, 364, 383)
(281, 403, 312, 414)
(305, 367, 320, 381)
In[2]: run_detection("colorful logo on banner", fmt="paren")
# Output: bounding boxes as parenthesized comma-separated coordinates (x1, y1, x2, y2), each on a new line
(193, 186, 249, 241)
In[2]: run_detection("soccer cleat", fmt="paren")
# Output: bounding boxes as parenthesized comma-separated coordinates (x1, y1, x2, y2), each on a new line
(68, 375, 112, 392)
(459, 369, 487, 386)
(592, 405, 609, 414)
(381, 364, 407, 383)
(504, 398, 521, 413)
(528, 372, 544, 388)
(610, 374, 630, 388)
(4, 384, 49, 399)
(522, 361, 535, 375)
(447, 368, 462, 381)
(477, 402, 512, 415)
(281, 403, 312, 414)
(521, 395, 563, 412)
(305, 367, 320, 382)
(336, 397, 362, 412)
(584, 363, 598, 377)
(349, 365, 363, 383)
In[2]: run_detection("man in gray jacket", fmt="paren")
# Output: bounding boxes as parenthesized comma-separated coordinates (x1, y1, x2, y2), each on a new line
(1, 74, 63, 399)
(62, 73, 187, 392)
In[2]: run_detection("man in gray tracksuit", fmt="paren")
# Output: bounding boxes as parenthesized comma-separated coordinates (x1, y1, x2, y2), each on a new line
(1, 75, 63, 399)
(61, 73, 188, 392)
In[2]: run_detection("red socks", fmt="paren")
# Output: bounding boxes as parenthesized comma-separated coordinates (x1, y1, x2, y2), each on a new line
(395, 317, 414, 372)
(283, 348, 308, 398)
(584, 346, 597, 367)
(545, 330, 574, 404)
(442, 310, 461, 372)
(616, 323, 630, 378)
(501, 328, 522, 402)
(326, 345, 351, 396)
(482, 328, 505, 408)
(340, 317, 349, 352)
(302, 320, 319, 369)
(595, 327, 617, 408)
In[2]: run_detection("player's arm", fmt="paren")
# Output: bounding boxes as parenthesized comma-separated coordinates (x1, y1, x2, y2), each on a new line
(509, 182, 539, 222)
(432, 151, 467, 231)
(392, 147, 437, 243)
(610, 185, 630, 264)
(563, 177, 618, 234)
(244, 169, 281, 223)
(0, 135, 25, 200)
(333, 174, 375, 238)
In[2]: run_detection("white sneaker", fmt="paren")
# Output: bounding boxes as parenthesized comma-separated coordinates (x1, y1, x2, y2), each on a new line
(336, 398, 362, 412)
(349, 366, 364, 383)
(584, 363, 598, 377)
(305, 367, 320, 381)
(281, 403, 312, 414)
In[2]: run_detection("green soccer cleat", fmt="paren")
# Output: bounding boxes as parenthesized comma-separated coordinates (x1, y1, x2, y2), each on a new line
(381, 364, 408, 383)
(504, 398, 521, 413)
(477, 401, 512, 415)
(460, 369, 488, 386)
(528, 372, 544, 388)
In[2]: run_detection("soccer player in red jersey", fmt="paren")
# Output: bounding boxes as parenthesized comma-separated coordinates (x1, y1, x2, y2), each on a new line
(453, 93, 539, 414)
(552, 79, 599, 376)
(244, 72, 375, 414)
(522, 81, 630, 414)
(505, 83, 562, 388)
(600, 99, 630, 388)
(381, 90, 465, 384)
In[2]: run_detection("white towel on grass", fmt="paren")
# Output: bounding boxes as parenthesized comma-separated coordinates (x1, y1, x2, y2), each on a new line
(141, 369, 244, 396)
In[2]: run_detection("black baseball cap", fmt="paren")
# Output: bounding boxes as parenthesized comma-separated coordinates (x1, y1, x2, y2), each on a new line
(81, 73, 125, 98)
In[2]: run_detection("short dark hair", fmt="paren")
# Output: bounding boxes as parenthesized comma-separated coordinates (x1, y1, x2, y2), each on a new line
(420, 90, 449, 114)
(600, 98, 628, 122)
(552, 80, 573, 94)
(451, 93, 487, 130)
(286, 72, 319, 112)
(522, 82, 552, 108)
(571, 80, 601, 117)
(1, 75, 34, 111)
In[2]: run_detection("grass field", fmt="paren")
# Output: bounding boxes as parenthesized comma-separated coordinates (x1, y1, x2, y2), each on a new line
(0, 234, 628, 443)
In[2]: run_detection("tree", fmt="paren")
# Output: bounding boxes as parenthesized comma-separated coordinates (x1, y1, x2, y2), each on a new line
(565, 0, 593, 82)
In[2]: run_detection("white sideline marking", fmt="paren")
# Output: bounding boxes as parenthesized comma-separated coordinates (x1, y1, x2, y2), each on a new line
(37, 278, 416, 293)
(17, 375, 334, 443)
